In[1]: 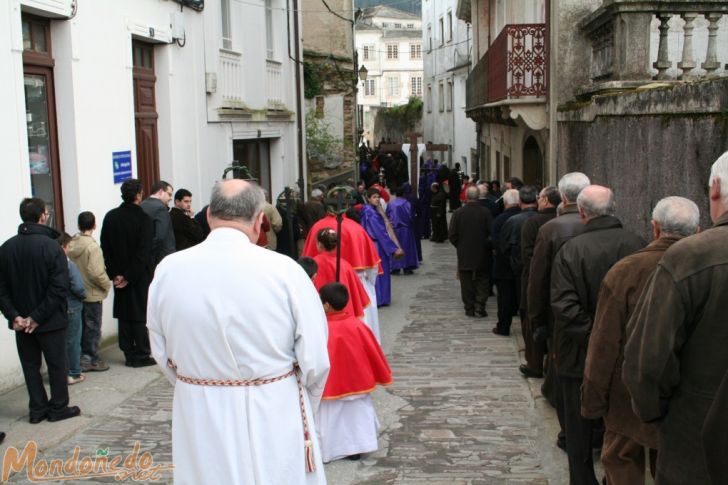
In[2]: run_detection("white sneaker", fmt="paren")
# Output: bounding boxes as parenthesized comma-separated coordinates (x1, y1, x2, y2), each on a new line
(67, 375, 86, 385)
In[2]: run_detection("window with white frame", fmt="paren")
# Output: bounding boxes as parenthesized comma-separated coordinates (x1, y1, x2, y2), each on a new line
(427, 24, 432, 52)
(427, 84, 432, 112)
(386, 44, 398, 60)
(446, 81, 453, 111)
(364, 79, 376, 96)
(381, 22, 389, 28)
(407, 23, 414, 29)
(265, 0, 274, 59)
(221, 0, 232, 49)
(447, 11, 453, 42)
(439, 17, 444, 46)
(410, 76, 422, 96)
(438, 81, 444, 111)
(362, 44, 376, 61)
(410, 43, 421, 59)
(394, 23, 402, 28)
(386, 76, 400, 97)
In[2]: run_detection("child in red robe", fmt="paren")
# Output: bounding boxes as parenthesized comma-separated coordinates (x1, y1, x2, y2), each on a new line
(316, 283, 392, 462)
(312, 228, 370, 320)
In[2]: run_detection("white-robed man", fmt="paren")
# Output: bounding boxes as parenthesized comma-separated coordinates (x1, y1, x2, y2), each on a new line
(147, 179, 330, 485)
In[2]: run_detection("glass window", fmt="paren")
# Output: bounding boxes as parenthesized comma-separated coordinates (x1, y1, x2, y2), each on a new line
(410, 43, 421, 59)
(439, 18, 444, 46)
(386, 44, 398, 60)
(386, 76, 399, 97)
(394, 23, 402, 28)
(22, 20, 32, 51)
(364, 79, 376, 96)
(427, 85, 432, 112)
(407, 23, 414, 29)
(265, 0, 274, 59)
(447, 11, 453, 42)
(446, 81, 453, 111)
(24, 74, 58, 226)
(221, 0, 232, 49)
(410, 76, 422, 96)
(438, 81, 444, 111)
(427, 25, 432, 52)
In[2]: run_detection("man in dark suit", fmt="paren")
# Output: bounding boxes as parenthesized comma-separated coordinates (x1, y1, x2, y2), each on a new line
(170, 188, 204, 251)
(448, 186, 493, 317)
(100, 179, 156, 367)
(0, 198, 81, 423)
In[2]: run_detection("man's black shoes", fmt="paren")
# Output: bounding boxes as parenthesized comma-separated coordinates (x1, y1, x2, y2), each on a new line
(125, 357, 156, 368)
(48, 406, 81, 422)
(29, 414, 46, 424)
(519, 364, 543, 379)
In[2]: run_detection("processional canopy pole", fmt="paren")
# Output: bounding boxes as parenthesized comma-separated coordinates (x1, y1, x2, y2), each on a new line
(323, 186, 354, 282)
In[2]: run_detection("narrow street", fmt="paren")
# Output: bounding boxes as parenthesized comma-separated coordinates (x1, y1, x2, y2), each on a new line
(1, 239, 569, 484)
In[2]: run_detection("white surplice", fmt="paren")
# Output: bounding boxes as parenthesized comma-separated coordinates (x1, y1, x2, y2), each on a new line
(355, 268, 380, 342)
(147, 228, 330, 485)
(315, 394, 380, 463)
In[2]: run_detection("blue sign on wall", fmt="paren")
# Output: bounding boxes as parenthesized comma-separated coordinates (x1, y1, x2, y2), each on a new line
(112, 151, 133, 184)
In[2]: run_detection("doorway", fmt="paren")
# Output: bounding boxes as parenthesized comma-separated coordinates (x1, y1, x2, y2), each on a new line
(232, 139, 272, 195)
(523, 136, 543, 186)
(23, 15, 63, 229)
(132, 41, 159, 195)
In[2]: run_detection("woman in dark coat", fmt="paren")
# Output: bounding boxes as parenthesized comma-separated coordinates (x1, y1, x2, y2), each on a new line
(429, 182, 448, 243)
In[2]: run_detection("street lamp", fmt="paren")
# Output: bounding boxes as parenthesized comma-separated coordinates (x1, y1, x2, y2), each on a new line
(357, 65, 368, 146)
(354, 64, 369, 184)
(358, 64, 368, 82)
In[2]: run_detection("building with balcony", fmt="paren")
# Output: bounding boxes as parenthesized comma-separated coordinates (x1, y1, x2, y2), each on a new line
(355, 6, 423, 144)
(301, 0, 357, 187)
(458, 0, 548, 185)
(0, 0, 305, 391)
(422, 0, 477, 175)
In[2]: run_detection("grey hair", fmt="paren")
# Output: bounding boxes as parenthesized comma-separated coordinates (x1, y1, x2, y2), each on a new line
(558, 172, 591, 203)
(577, 187, 615, 218)
(652, 196, 700, 237)
(311, 188, 324, 198)
(465, 186, 480, 201)
(503, 189, 520, 206)
(209, 181, 265, 224)
(477, 183, 489, 198)
(709, 151, 728, 203)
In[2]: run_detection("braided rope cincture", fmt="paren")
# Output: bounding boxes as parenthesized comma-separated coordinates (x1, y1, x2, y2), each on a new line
(174, 364, 316, 474)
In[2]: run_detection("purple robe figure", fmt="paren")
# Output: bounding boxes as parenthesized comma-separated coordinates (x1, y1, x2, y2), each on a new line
(360, 204, 400, 307)
(386, 196, 419, 273)
(401, 183, 423, 262)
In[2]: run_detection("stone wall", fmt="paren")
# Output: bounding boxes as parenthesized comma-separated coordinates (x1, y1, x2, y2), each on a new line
(557, 79, 728, 239)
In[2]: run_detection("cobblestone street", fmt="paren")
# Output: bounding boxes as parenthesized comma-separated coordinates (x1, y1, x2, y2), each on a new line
(4, 240, 569, 484)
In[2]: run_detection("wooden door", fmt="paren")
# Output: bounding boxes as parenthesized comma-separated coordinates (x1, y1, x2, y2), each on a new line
(132, 41, 159, 194)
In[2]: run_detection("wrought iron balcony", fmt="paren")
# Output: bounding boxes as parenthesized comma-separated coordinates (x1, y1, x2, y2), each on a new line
(466, 23, 547, 110)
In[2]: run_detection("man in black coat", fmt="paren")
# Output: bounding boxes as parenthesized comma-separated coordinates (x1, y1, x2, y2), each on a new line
(491, 189, 521, 336)
(0, 198, 81, 423)
(551, 185, 644, 485)
(448, 186, 493, 317)
(518, 185, 559, 378)
(101, 179, 156, 367)
(170, 188, 204, 251)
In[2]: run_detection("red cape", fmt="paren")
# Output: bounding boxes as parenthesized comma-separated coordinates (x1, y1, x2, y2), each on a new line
(302, 214, 381, 271)
(313, 252, 370, 319)
(322, 311, 393, 399)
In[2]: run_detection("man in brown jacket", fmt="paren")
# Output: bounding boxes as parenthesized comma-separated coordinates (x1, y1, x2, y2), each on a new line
(527, 172, 590, 447)
(582, 196, 699, 484)
(624, 151, 728, 485)
(551, 185, 644, 485)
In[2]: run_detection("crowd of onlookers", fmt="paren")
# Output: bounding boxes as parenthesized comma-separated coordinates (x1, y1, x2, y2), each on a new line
(447, 153, 728, 485)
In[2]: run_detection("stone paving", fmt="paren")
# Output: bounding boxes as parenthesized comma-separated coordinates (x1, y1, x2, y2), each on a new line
(5, 239, 572, 484)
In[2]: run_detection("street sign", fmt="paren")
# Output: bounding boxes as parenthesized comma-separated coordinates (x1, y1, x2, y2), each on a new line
(112, 150, 133, 184)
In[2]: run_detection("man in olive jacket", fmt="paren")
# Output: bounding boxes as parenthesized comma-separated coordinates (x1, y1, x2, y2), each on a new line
(582, 196, 699, 484)
(448, 186, 493, 317)
(624, 151, 728, 484)
(0, 198, 81, 422)
(551, 185, 644, 485)
(101, 179, 156, 367)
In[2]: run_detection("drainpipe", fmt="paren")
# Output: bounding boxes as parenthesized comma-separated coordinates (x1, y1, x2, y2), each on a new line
(291, 0, 305, 196)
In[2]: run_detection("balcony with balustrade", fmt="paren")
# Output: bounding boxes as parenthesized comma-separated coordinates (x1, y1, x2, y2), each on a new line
(580, 1, 728, 97)
(465, 23, 548, 128)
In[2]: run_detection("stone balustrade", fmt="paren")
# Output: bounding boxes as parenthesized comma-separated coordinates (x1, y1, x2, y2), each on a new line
(581, 1, 728, 86)
(219, 49, 244, 108)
